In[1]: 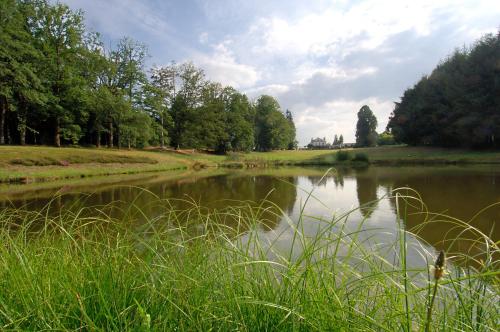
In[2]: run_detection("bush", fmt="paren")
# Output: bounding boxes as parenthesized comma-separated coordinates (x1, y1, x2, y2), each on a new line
(353, 152, 370, 162)
(335, 150, 350, 161)
(377, 131, 396, 146)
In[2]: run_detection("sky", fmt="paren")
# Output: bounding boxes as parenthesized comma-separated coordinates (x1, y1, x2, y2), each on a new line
(63, 0, 499, 145)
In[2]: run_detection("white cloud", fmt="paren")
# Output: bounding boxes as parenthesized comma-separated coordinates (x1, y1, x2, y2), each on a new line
(292, 62, 378, 84)
(245, 84, 290, 99)
(199, 32, 209, 44)
(194, 42, 261, 89)
(66, 0, 171, 39)
(248, 0, 444, 59)
(65, 0, 500, 146)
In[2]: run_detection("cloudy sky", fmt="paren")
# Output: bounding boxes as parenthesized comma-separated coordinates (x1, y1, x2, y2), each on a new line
(64, 0, 499, 145)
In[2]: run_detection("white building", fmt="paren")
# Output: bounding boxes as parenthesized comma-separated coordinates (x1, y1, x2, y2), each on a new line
(309, 137, 328, 148)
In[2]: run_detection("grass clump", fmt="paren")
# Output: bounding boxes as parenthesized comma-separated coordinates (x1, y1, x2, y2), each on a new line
(0, 191, 498, 331)
(352, 152, 370, 163)
(335, 150, 351, 161)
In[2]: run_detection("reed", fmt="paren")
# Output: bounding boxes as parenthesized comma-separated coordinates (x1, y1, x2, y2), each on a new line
(0, 189, 498, 330)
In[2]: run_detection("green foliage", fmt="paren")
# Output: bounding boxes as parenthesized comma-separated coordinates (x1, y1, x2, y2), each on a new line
(335, 150, 351, 161)
(0, 1, 295, 152)
(255, 96, 296, 151)
(0, 193, 497, 330)
(352, 152, 369, 162)
(377, 131, 396, 146)
(387, 31, 500, 148)
(356, 105, 378, 147)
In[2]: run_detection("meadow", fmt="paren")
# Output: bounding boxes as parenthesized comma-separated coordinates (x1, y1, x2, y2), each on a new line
(2, 145, 500, 184)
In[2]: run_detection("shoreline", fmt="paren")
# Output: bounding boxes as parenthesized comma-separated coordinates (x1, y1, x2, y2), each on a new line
(1, 145, 500, 184)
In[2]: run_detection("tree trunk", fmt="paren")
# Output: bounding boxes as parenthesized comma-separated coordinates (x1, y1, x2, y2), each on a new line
(96, 130, 101, 148)
(108, 122, 113, 148)
(20, 126, 26, 145)
(0, 97, 5, 145)
(160, 115, 164, 148)
(54, 120, 61, 147)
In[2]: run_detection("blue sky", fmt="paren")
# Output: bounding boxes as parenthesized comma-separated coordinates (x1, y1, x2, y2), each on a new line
(65, 0, 499, 145)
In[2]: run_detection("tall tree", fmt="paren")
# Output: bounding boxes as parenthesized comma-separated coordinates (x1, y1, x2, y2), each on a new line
(170, 62, 205, 148)
(0, 0, 45, 145)
(225, 89, 255, 152)
(32, 1, 88, 146)
(388, 31, 500, 148)
(355, 105, 378, 147)
(150, 63, 177, 147)
(285, 109, 297, 150)
(255, 95, 295, 151)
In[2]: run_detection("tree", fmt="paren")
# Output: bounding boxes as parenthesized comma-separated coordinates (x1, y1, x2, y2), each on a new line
(225, 88, 255, 152)
(255, 95, 281, 151)
(0, 1, 292, 152)
(150, 63, 177, 147)
(32, 1, 88, 146)
(339, 134, 344, 145)
(285, 109, 297, 150)
(333, 134, 338, 145)
(388, 31, 500, 148)
(170, 62, 205, 148)
(377, 131, 396, 146)
(142, 82, 171, 147)
(0, 0, 45, 145)
(355, 105, 378, 147)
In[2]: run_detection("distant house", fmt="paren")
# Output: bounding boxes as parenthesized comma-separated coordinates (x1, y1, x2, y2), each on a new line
(308, 137, 329, 149)
(332, 142, 356, 149)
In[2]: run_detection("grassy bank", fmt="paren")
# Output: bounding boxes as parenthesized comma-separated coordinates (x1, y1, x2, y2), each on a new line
(1, 145, 500, 183)
(0, 146, 211, 183)
(0, 192, 498, 330)
(224, 146, 500, 167)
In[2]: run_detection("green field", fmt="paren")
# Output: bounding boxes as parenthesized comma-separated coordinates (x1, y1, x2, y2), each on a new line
(1, 145, 500, 183)
(230, 146, 500, 165)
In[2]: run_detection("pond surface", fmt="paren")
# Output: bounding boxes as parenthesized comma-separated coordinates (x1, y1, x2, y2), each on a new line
(1, 165, 499, 269)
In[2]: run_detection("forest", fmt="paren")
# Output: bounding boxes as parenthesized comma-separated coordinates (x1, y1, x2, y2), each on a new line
(387, 31, 500, 148)
(0, 0, 297, 152)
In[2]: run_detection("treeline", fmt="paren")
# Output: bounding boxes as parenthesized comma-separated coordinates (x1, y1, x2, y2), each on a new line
(388, 31, 500, 148)
(0, 0, 296, 152)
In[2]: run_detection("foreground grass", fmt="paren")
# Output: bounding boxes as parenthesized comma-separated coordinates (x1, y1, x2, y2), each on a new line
(0, 191, 498, 331)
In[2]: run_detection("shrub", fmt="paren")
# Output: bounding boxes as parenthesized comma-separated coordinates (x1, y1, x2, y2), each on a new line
(335, 150, 350, 161)
(353, 152, 370, 162)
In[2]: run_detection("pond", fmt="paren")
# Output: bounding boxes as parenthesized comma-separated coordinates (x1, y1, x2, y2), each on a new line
(1, 165, 499, 270)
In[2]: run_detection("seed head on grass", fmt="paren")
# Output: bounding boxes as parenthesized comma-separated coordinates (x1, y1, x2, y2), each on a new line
(425, 250, 446, 332)
(433, 250, 446, 280)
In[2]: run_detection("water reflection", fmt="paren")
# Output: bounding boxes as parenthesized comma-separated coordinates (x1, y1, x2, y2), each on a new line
(1, 166, 499, 269)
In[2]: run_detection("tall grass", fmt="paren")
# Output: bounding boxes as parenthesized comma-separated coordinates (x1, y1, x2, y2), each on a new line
(0, 189, 498, 331)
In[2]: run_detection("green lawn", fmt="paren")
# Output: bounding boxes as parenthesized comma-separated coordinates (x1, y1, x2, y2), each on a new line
(0, 146, 194, 183)
(224, 146, 500, 165)
(1, 145, 500, 183)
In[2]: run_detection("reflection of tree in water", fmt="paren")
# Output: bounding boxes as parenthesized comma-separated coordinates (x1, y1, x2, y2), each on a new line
(333, 174, 344, 188)
(355, 171, 379, 218)
(154, 174, 298, 231)
(307, 171, 345, 189)
(4, 174, 298, 233)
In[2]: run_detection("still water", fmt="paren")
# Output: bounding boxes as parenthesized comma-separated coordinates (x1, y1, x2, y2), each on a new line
(1, 165, 499, 269)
